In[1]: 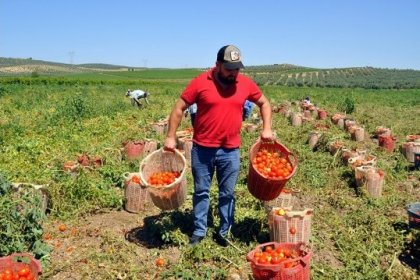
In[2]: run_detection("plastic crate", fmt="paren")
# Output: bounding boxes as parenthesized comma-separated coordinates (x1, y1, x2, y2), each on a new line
(248, 140, 298, 201)
(269, 208, 313, 245)
(246, 242, 312, 280)
(407, 202, 420, 228)
(0, 253, 42, 279)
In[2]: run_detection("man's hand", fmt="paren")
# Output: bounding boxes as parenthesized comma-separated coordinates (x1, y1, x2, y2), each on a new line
(260, 129, 275, 142)
(164, 137, 177, 151)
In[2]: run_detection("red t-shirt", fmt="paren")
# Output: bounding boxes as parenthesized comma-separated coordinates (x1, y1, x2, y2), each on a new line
(181, 68, 262, 148)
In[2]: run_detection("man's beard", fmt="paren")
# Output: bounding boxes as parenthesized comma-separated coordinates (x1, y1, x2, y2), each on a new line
(218, 74, 237, 85)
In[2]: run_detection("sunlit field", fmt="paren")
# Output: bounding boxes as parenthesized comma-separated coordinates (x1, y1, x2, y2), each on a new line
(1, 71, 419, 279)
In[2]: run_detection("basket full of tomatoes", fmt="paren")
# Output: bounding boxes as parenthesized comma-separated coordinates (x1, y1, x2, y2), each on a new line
(139, 148, 187, 210)
(123, 172, 152, 213)
(0, 253, 42, 280)
(268, 208, 313, 245)
(246, 242, 311, 280)
(248, 139, 298, 201)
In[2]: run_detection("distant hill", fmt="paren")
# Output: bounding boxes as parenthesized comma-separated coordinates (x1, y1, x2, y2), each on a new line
(244, 65, 420, 89)
(1, 57, 420, 89)
(0, 57, 136, 74)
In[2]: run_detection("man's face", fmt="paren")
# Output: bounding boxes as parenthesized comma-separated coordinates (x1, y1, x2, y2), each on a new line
(216, 62, 240, 85)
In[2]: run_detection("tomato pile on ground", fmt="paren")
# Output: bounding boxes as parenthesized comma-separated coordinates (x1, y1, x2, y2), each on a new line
(148, 171, 181, 186)
(252, 149, 293, 179)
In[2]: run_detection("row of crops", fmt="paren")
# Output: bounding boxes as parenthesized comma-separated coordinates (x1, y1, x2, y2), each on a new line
(247, 67, 420, 89)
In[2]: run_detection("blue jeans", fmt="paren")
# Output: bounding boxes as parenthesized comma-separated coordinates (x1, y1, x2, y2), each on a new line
(191, 143, 240, 237)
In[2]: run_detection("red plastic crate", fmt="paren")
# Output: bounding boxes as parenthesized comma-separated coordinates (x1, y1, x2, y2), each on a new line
(247, 242, 312, 280)
(247, 140, 298, 201)
(0, 253, 42, 279)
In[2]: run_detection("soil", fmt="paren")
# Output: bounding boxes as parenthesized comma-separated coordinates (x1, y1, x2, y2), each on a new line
(42, 206, 184, 279)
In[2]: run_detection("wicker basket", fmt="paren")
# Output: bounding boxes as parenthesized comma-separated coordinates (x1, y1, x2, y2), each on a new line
(248, 139, 298, 201)
(365, 168, 385, 198)
(268, 208, 313, 245)
(123, 172, 152, 213)
(329, 141, 345, 156)
(11, 183, 49, 214)
(152, 121, 168, 135)
(354, 165, 375, 188)
(402, 142, 420, 163)
(246, 242, 312, 280)
(139, 149, 187, 210)
(123, 140, 145, 161)
(0, 253, 42, 280)
(290, 113, 302, 127)
(348, 154, 376, 170)
(177, 137, 193, 163)
(263, 189, 296, 215)
(379, 135, 396, 153)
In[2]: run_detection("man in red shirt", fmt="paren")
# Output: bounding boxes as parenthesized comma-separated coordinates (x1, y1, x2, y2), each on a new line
(164, 45, 273, 246)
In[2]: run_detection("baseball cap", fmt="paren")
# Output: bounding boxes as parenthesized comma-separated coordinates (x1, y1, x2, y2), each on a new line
(217, 45, 244, 70)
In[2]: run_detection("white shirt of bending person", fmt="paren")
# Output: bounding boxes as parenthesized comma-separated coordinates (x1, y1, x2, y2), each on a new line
(126, 89, 149, 105)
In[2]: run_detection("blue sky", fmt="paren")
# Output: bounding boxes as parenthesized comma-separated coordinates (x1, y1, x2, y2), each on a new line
(1, 0, 419, 69)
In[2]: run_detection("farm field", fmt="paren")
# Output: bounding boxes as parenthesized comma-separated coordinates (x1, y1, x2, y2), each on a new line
(1, 72, 419, 280)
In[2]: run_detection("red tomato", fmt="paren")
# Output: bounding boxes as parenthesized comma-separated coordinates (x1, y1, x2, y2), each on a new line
(17, 267, 30, 277)
(155, 257, 165, 267)
(58, 224, 67, 232)
(148, 171, 180, 186)
(290, 227, 297, 235)
(258, 256, 268, 264)
(271, 255, 282, 264)
(264, 245, 273, 253)
(131, 175, 141, 184)
(253, 149, 293, 179)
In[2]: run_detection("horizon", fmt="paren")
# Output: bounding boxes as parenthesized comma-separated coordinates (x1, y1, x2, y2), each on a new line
(1, 1, 420, 70)
(3, 56, 420, 72)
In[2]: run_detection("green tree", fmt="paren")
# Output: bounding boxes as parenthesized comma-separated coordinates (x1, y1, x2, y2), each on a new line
(338, 97, 355, 114)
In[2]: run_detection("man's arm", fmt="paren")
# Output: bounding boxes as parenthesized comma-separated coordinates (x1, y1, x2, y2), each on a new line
(164, 98, 189, 150)
(255, 95, 274, 141)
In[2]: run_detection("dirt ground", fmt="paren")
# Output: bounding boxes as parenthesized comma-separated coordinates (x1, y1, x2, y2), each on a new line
(42, 206, 186, 279)
(39, 175, 420, 279)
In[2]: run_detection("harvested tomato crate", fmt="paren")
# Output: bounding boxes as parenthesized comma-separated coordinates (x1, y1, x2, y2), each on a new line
(246, 242, 312, 280)
(0, 253, 42, 280)
(123, 172, 152, 213)
(139, 148, 187, 210)
(269, 208, 313, 245)
(248, 139, 298, 201)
